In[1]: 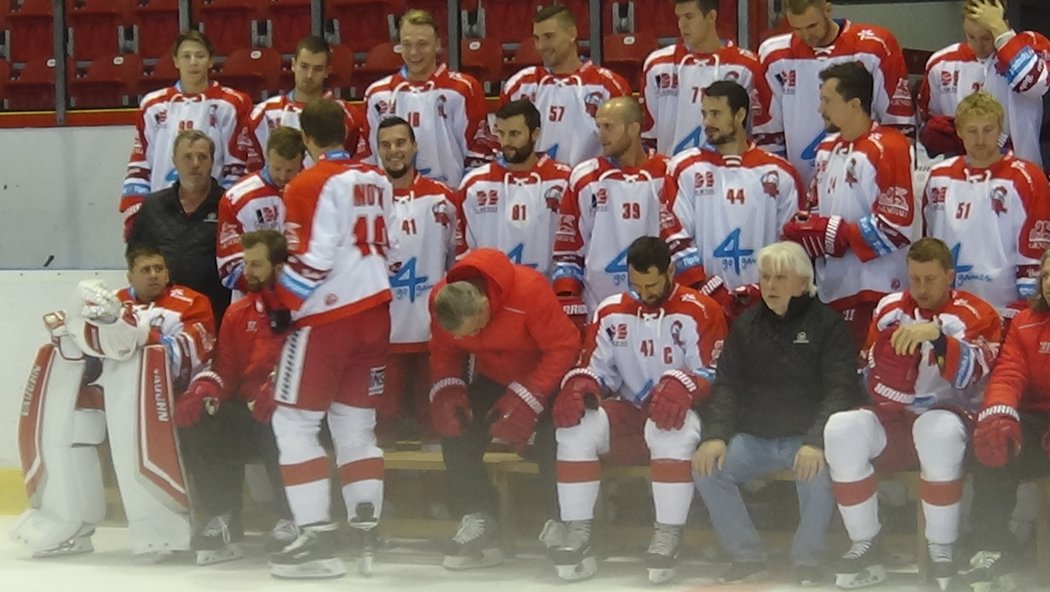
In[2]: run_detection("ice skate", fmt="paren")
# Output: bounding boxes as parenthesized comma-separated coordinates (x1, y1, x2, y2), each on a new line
(645, 522, 682, 585)
(928, 542, 954, 591)
(960, 550, 1018, 592)
(442, 512, 504, 570)
(192, 513, 243, 566)
(29, 526, 95, 559)
(269, 522, 346, 579)
(550, 519, 596, 582)
(266, 519, 300, 553)
(834, 538, 887, 589)
(350, 503, 379, 577)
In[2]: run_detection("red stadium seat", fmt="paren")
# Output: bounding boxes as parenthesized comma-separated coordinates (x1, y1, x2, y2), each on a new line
(326, 0, 400, 54)
(140, 53, 180, 93)
(460, 37, 502, 90)
(904, 48, 934, 76)
(70, 53, 143, 108)
(134, 0, 181, 58)
(326, 43, 355, 98)
(218, 46, 282, 100)
(602, 32, 655, 92)
(68, 0, 131, 60)
(352, 40, 401, 93)
(7, 58, 58, 110)
(603, 0, 737, 44)
(0, 59, 10, 108)
(266, 0, 313, 54)
(8, 0, 53, 62)
(501, 37, 540, 81)
(193, 0, 264, 56)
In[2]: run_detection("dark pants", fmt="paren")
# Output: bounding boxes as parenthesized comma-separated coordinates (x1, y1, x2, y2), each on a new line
(179, 400, 291, 524)
(441, 375, 558, 519)
(970, 411, 1050, 551)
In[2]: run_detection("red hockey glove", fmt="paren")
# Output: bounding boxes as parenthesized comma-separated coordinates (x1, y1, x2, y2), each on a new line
(559, 295, 589, 333)
(698, 276, 734, 319)
(865, 327, 921, 409)
(251, 378, 277, 424)
(781, 212, 849, 259)
(919, 116, 964, 158)
(553, 369, 602, 428)
(488, 383, 544, 446)
(175, 373, 223, 428)
(974, 406, 1023, 468)
(430, 378, 472, 439)
(730, 283, 762, 320)
(648, 370, 711, 431)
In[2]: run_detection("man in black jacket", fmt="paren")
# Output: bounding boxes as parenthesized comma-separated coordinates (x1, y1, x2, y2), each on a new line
(693, 240, 861, 586)
(127, 129, 230, 322)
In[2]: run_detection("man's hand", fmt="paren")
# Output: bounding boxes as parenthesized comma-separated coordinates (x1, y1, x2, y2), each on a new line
(890, 322, 940, 355)
(966, 0, 1009, 38)
(175, 376, 222, 428)
(693, 439, 727, 477)
(794, 445, 825, 481)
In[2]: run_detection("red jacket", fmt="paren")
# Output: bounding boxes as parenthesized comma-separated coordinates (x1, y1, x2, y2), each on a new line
(982, 307, 1050, 420)
(197, 292, 284, 403)
(429, 249, 580, 402)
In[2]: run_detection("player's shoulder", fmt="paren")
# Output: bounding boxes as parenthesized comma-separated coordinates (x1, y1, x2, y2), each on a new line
(927, 42, 973, 69)
(1001, 154, 1044, 186)
(140, 86, 178, 109)
(868, 125, 911, 152)
(364, 74, 399, 97)
(504, 66, 540, 91)
(758, 32, 794, 61)
(668, 286, 722, 321)
(211, 82, 252, 106)
(1019, 29, 1050, 50)
(249, 95, 285, 120)
(723, 43, 761, 65)
(165, 285, 211, 309)
(444, 67, 484, 93)
(223, 172, 270, 205)
(594, 293, 634, 320)
(569, 157, 605, 186)
(874, 290, 908, 318)
(414, 175, 457, 198)
(222, 293, 257, 321)
(587, 62, 631, 93)
(950, 290, 999, 317)
(538, 155, 573, 179)
(668, 147, 715, 173)
(459, 162, 500, 189)
(742, 145, 797, 172)
(643, 43, 678, 70)
(843, 20, 903, 54)
(928, 155, 967, 178)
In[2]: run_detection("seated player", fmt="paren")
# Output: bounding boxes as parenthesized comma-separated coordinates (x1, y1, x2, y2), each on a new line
(824, 238, 1001, 590)
(13, 245, 214, 561)
(551, 236, 726, 584)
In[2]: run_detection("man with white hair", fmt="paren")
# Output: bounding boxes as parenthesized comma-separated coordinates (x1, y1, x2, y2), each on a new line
(693, 241, 862, 586)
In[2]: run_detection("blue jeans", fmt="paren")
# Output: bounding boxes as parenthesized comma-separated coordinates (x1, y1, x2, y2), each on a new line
(693, 433, 834, 567)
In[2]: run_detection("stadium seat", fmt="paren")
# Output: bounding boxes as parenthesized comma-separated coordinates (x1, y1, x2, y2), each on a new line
(352, 41, 401, 94)
(602, 32, 655, 92)
(7, 0, 53, 62)
(70, 53, 142, 108)
(603, 0, 737, 44)
(68, 0, 131, 60)
(0, 58, 9, 108)
(266, 0, 313, 54)
(326, 0, 400, 54)
(193, 0, 265, 56)
(218, 46, 282, 101)
(904, 48, 934, 76)
(326, 43, 355, 98)
(501, 37, 540, 82)
(140, 54, 180, 93)
(133, 0, 182, 59)
(460, 37, 502, 91)
(7, 58, 58, 110)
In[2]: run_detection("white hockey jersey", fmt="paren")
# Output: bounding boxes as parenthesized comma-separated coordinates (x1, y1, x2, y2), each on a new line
(552, 154, 706, 310)
(501, 61, 631, 167)
(664, 145, 803, 289)
(918, 31, 1050, 167)
(640, 42, 771, 155)
(244, 91, 364, 170)
(387, 174, 458, 350)
(757, 19, 916, 184)
(216, 169, 286, 293)
(809, 124, 915, 307)
(360, 64, 493, 187)
(922, 154, 1050, 311)
(576, 285, 726, 408)
(121, 81, 252, 220)
(454, 155, 572, 276)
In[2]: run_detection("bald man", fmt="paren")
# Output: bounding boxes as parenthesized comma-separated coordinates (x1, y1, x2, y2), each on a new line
(553, 97, 705, 312)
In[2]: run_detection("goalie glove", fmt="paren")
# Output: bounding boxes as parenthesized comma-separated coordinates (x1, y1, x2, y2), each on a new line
(865, 327, 921, 409)
(488, 382, 544, 446)
(553, 369, 602, 428)
(781, 212, 849, 259)
(974, 406, 1022, 468)
(78, 279, 124, 324)
(648, 370, 711, 431)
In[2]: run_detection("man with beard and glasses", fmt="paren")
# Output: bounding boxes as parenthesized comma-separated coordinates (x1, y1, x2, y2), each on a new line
(455, 99, 571, 277)
(375, 116, 458, 448)
(663, 81, 803, 321)
(553, 96, 705, 325)
(174, 230, 297, 564)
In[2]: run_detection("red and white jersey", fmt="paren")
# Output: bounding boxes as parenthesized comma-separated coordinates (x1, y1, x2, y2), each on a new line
(664, 145, 803, 289)
(196, 291, 284, 402)
(501, 61, 631, 167)
(641, 42, 771, 155)
(918, 32, 1050, 166)
(121, 81, 253, 219)
(116, 285, 216, 382)
(867, 289, 1001, 412)
(552, 154, 705, 310)
(455, 155, 572, 276)
(578, 285, 726, 408)
(360, 64, 492, 187)
(757, 19, 916, 184)
(387, 174, 458, 350)
(276, 150, 393, 326)
(216, 169, 286, 294)
(922, 154, 1050, 311)
(809, 124, 915, 306)
(245, 91, 364, 170)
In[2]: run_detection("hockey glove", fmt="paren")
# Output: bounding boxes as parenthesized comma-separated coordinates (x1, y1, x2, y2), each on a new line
(730, 283, 762, 319)
(553, 369, 602, 428)
(698, 276, 734, 318)
(430, 379, 472, 439)
(176, 373, 223, 428)
(559, 295, 589, 333)
(974, 406, 1023, 468)
(648, 370, 710, 431)
(488, 383, 544, 446)
(919, 116, 964, 158)
(866, 327, 921, 409)
(781, 212, 849, 259)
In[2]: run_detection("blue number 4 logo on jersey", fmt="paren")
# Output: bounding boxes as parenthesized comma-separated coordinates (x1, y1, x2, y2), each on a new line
(605, 247, 629, 286)
(714, 228, 754, 275)
(507, 243, 538, 269)
(390, 257, 428, 303)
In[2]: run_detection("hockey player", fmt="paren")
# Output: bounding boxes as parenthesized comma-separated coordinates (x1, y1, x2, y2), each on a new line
(376, 116, 457, 448)
(824, 238, 1001, 590)
(693, 241, 859, 586)
(966, 248, 1050, 590)
(14, 245, 214, 561)
(501, 4, 631, 167)
(781, 62, 915, 348)
(428, 249, 579, 570)
(456, 99, 572, 276)
(175, 230, 297, 565)
(551, 236, 726, 584)
(922, 91, 1050, 325)
(359, 9, 493, 187)
(267, 99, 393, 579)
(243, 36, 364, 171)
(641, 0, 771, 156)
(664, 80, 802, 319)
(217, 127, 305, 296)
(121, 30, 252, 237)
(756, 0, 915, 184)
(918, 0, 1050, 164)
(552, 96, 705, 316)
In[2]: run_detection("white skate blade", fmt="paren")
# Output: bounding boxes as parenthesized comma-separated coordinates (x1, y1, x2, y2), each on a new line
(648, 565, 675, 585)
(835, 565, 888, 589)
(269, 557, 347, 579)
(554, 556, 597, 582)
(134, 550, 174, 565)
(935, 576, 951, 591)
(443, 547, 505, 570)
(31, 536, 94, 558)
(358, 553, 373, 577)
(196, 544, 244, 566)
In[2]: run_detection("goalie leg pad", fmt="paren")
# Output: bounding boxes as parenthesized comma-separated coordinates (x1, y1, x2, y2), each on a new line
(100, 346, 191, 556)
